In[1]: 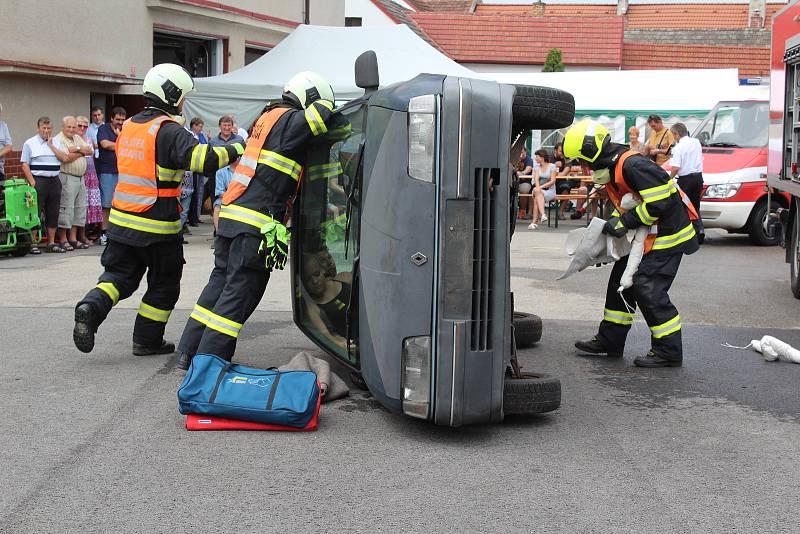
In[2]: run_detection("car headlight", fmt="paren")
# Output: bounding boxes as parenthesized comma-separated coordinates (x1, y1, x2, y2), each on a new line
(703, 183, 742, 199)
(401, 336, 431, 419)
(407, 94, 436, 183)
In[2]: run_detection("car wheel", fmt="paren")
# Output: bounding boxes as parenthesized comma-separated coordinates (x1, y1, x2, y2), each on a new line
(791, 211, 800, 299)
(513, 311, 542, 348)
(512, 85, 575, 132)
(503, 372, 561, 415)
(748, 199, 780, 246)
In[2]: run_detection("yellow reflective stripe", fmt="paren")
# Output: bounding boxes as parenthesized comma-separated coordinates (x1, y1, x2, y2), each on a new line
(635, 202, 658, 225)
(651, 223, 696, 250)
(189, 144, 208, 173)
(316, 99, 334, 111)
(640, 182, 677, 203)
(603, 308, 634, 325)
(308, 162, 342, 181)
(138, 301, 171, 323)
(156, 165, 183, 182)
(218, 204, 275, 228)
(305, 104, 328, 136)
(109, 209, 182, 235)
(611, 209, 621, 217)
(212, 146, 230, 168)
(189, 304, 242, 338)
(96, 282, 119, 305)
(258, 150, 302, 181)
(651, 314, 681, 338)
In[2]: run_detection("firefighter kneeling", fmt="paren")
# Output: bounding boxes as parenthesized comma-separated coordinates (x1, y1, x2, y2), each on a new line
(176, 71, 345, 370)
(73, 63, 243, 356)
(564, 119, 699, 367)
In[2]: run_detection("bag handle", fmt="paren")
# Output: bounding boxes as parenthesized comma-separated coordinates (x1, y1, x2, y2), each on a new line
(266, 371, 282, 409)
(209, 362, 233, 403)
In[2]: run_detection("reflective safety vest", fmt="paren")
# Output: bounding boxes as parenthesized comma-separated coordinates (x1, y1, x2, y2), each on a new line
(609, 150, 699, 254)
(221, 107, 294, 207)
(112, 116, 181, 213)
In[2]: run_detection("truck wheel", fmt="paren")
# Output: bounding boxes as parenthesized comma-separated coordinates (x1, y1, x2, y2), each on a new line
(791, 212, 800, 299)
(512, 85, 575, 132)
(513, 311, 542, 348)
(748, 199, 780, 246)
(503, 372, 561, 415)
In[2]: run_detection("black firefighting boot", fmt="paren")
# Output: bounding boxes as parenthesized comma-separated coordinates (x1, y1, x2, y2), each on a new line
(575, 336, 623, 358)
(73, 303, 98, 353)
(176, 352, 193, 371)
(132, 340, 175, 356)
(633, 350, 682, 368)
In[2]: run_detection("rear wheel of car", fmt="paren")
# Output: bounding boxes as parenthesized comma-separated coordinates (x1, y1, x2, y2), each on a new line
(748, 199, 780, 246)
(513, 311, 542, 348)
(503, 372, 561, 416)
(512, 85, 575, 132)
(790, 210, 800, 299)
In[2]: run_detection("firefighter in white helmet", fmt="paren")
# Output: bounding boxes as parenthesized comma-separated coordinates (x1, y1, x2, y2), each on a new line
(176, 71, 349, 370)
(73, 63, 244, 356)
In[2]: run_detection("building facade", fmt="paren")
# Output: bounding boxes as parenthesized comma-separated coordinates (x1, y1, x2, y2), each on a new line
(0, 0, 344, 172)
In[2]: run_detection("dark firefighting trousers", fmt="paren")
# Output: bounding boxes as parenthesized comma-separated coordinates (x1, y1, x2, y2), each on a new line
(77, 239, 183, 345)
(596, 251, 684, 362)
(178, 233, 270, 361)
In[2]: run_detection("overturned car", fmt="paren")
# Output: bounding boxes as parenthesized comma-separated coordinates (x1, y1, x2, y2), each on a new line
(291, 54, 575, 426)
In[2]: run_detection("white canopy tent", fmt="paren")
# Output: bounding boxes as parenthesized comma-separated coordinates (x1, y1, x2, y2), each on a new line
(184, 24, 482, 133)
(488, 69, 769, 144)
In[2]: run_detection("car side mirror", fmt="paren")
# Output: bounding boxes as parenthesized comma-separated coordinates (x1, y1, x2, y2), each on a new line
(355, 50, 379, 96)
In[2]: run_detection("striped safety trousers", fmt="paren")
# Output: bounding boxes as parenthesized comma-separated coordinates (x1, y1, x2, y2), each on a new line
(597, 252, 684, 362)
(178, 233, 270, 361)
(77, 239, 183, 345)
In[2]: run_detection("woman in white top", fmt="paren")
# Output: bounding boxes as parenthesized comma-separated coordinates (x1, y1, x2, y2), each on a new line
(529, 149, 556, 229)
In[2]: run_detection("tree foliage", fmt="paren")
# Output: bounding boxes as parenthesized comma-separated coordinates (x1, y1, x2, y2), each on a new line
(542, 48, 565, 72)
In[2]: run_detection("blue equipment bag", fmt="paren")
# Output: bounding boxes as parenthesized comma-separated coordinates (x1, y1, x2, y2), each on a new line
(178, 354, 320, 428)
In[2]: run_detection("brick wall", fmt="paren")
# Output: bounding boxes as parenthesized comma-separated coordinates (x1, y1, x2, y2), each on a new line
(3, 150, 22, 178)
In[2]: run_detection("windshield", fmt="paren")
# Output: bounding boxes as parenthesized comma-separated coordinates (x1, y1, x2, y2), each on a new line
(693, 101, 768, 148)
(294, 103, 364, 367)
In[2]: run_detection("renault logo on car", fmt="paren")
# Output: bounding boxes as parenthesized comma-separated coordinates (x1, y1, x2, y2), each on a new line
(411, 252, 428, 266)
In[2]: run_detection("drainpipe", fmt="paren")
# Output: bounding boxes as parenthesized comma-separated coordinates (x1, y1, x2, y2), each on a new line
(303, 0, 310, 24)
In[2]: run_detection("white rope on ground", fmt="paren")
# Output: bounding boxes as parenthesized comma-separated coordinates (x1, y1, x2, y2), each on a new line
(722, 336, 800, 363)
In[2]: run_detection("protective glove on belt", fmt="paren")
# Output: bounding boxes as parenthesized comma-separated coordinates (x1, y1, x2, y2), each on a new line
(259, 219, 289, 271)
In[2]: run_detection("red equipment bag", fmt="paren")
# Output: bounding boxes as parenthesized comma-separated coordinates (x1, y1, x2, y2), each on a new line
(185, 384, 321, 432)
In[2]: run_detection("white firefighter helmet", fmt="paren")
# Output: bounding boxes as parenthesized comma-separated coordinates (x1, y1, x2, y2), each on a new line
(142, 63, 194, 108)
(283, 71, 334, 109)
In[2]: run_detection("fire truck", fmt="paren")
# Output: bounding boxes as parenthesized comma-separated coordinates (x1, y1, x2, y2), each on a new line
(766, 0, 800, 297)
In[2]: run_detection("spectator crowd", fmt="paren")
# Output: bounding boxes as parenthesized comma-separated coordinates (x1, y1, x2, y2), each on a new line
(516, 113, 703, 237)
(0, 103, 250, 255)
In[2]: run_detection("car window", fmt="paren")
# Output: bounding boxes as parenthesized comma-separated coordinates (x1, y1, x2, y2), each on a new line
(294, 103, 364, 366)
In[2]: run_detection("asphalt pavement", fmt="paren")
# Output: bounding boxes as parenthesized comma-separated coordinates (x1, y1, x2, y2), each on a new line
(1, 219, 799, 533)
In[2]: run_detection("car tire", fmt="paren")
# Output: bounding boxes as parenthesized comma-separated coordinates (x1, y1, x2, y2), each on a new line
(791, 211, 800, 299)
(513, 311, 542, 348)
(748, 199, 780, 246)
(512, 85, 575, 132)
(503, 372, 561, 415)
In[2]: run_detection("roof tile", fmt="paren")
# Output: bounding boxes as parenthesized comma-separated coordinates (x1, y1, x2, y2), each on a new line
(409, 13, 625, 65)
(474, 2, 784, 29)
(622, 42, 770, 76)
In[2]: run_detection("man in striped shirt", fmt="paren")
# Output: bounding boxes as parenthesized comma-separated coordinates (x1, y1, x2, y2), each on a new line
(21, 117, 62, 254)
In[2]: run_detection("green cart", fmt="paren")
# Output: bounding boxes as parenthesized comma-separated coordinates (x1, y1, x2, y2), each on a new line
(0, 178, 41, 257)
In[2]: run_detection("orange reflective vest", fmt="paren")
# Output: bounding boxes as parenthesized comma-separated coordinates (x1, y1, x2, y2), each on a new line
(112, 116, 181, 213)
(608, 150, 699, 254)
(221, 107, 292, 206)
